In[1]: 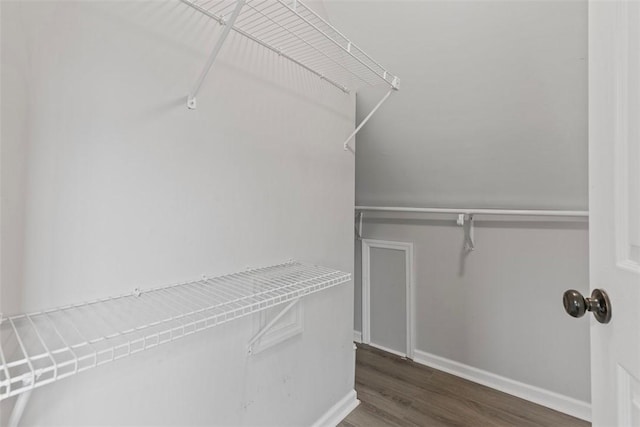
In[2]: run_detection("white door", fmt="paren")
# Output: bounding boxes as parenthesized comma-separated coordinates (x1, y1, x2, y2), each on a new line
(588, 1, 640, 425)
(361, 239, 414, 359)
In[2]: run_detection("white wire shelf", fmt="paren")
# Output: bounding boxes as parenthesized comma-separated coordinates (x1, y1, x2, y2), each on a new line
(181, 0, 399, 94)
(0, 261, 350, 401)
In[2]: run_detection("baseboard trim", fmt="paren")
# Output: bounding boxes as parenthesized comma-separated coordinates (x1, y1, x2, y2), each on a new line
(369, 342, 406, 359)
(412, 349, 591, 422)
(353, 330, 362, 343)
(311, 389, 360, 427)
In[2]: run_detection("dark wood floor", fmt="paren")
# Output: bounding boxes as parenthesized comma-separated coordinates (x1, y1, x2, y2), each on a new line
(339, 345, 590, 427)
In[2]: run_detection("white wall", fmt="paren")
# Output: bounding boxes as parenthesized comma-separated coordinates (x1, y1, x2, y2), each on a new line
(325, 0, 587, 210)
(0, 1, 355, 425)
(324, 0, 591, 417)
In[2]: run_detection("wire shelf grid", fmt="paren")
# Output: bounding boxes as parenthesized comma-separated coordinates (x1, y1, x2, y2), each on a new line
(0, 261, 350, 400)
(181, 0, 399, 92)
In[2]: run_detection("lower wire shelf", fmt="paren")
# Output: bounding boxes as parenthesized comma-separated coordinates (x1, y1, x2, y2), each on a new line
(0, 261, 350, 400)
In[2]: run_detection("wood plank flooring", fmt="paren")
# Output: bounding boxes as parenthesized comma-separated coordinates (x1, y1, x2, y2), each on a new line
(339, 345, 590, 427)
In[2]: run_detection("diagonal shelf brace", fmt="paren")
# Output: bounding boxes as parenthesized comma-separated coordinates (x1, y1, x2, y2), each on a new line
(8, 376, 36, 427)
(344, 85, 396, 150)
(185, 0, 246, 109)
(247, 298, 300, 354)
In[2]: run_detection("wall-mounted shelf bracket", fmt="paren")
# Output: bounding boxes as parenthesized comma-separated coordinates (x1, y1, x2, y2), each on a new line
(457, 214, 475, 251)
(247, 298, 300, 354)
(344, 87, 396, 150)
(391, 76, 400, 90)
(185, 0, 246, 110)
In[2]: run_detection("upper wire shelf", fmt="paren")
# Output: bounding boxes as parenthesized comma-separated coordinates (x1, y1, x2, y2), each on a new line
(181, 0, 400, 94)
(0, 261, 350, 401)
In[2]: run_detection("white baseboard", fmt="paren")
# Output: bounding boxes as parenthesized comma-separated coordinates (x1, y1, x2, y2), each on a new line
(412, 349, 591, 422)
(368, 342, 406, 359)
(353, 330, 362, 343)
(311, 389, 360, 427)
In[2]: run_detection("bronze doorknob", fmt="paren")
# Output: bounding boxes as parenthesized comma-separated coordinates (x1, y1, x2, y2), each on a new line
(563, 288, 611, 324)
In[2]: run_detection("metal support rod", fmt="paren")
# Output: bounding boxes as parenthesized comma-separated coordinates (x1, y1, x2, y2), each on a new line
(247, 298, 299, 354)
(186, 0, 246, 109)
(8, 378, 34, 427)
(355, 206, 589, 218)
(343, 88, 394, 150)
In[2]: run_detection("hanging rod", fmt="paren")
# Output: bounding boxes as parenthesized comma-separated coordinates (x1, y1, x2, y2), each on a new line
(355, 206, 589, 217)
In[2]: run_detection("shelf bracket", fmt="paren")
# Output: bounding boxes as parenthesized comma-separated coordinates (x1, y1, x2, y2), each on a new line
(457, 214, 475, 251)
(8, 376, 35, 427)
(247, 298, 300, 354)
(343, 87, 395, 151)
(186, 0, 246, 109)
